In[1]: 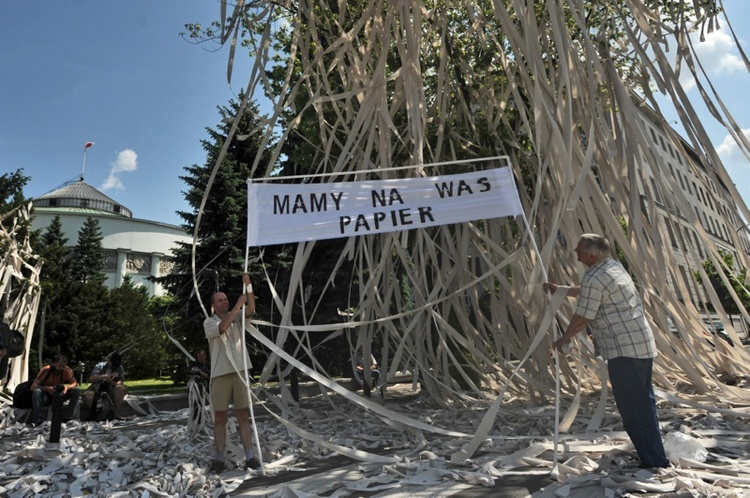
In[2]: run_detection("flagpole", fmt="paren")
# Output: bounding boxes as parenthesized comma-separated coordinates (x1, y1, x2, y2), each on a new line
(81, 142, 94, 181)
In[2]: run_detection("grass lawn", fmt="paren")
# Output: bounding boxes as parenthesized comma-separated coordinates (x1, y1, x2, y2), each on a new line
(80, 378, 187, 395)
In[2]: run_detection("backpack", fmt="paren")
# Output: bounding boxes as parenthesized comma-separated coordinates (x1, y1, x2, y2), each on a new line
(12, 366, 52, 409)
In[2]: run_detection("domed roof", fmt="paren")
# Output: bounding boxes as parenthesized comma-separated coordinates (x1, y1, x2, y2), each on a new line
(33, 180, 133, 218)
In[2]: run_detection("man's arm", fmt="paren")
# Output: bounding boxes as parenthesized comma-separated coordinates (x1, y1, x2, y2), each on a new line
(89, 363, 114, 384)
(553, 313, 591, 351)
(543, 282, 581, 298)
(218, 294, 250, 333)
(243, 272, 255, 318)
(30, 366, 50, 392)
(62, 367, 78, 393)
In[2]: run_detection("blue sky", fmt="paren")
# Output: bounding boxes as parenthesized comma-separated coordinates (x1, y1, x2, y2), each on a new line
(1, 1, 748, 228)
(1, 1, 250, 227)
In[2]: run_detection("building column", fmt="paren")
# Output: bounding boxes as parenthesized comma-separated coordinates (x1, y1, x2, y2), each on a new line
(150, 253, 163, 296)
(115, 249, 128, 289)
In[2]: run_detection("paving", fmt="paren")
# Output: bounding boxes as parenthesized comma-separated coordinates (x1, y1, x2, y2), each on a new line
(230, 461, 552, 497)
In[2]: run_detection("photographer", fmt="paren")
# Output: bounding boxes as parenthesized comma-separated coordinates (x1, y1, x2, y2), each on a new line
(30, 353, 81, 426)
(189, 349, 211, 388)
(82, 353, 128, 420)
(187, 349, 211, 428)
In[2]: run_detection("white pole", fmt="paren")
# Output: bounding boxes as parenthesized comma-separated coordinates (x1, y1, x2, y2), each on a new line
(81, 150, 87, 181)
(242, 246, 265, 475)
(520, 215, 562, 477)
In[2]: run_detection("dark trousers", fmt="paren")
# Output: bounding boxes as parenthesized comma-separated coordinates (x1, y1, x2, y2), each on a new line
(608, 357, 670, 468)
(32, 387, 81, 424)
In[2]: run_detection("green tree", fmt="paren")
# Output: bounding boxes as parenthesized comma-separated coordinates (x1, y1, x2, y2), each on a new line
(158, 96, 274, 354)
(70, 217, 105, 284)
(0, 169, 32, 245)
(0, 169, 30, 215)
(33, 216, 73, 365)
(696, 252, 750, 315)
(107, 277, 167, 379)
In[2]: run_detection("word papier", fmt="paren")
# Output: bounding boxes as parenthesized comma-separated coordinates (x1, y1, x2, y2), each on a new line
(247, 166, 523, 247)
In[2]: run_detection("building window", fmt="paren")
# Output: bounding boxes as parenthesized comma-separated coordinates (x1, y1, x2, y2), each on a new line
(670, 270, 684, 304)
(650, 178, 662, 204)
(665, 217, 678, 249)
(678, 265, 695, 303)
(692, 232, 704, 259)
(676, 222, 687, 251)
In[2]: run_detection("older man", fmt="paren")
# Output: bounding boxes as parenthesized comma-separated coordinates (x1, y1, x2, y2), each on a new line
(544, 233, 670, 469)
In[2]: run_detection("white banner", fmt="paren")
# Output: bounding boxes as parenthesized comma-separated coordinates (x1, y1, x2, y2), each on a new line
(247, 166, 523, 247)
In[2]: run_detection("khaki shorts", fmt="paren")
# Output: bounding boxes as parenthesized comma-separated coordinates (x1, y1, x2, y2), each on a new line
(210, 372, 250, 411)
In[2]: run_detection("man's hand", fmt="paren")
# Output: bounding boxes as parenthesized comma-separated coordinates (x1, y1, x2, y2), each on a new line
(552, 337, 572, 353)
(542, 282, 558, 294)
(242, 272, 252, 288)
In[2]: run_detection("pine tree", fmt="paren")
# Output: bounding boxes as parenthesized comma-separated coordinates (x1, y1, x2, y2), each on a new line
(158, 95, 274, 351)
(70, 217, 105, 284)
(105, 277, 167, 378)
(33, 215, 73, 362)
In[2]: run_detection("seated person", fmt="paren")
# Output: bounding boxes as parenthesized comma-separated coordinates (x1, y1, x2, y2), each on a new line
(188, 349, 211, 390)
(187, 349, 211, 428)
(353, 351, 381, 396)
(82, 353, 128, 420)
(30, 353, 81, 426)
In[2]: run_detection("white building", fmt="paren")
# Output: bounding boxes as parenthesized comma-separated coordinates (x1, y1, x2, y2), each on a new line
(633, 103, 750, 309)
(31, 180, 191, 297)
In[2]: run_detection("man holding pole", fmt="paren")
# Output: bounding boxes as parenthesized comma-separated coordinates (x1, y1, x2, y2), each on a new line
(204, 272, 261, 473)
(544, 233, 670, 469)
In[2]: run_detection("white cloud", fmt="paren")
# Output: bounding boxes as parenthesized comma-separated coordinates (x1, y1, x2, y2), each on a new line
(675, 20, 746, 91)
(716, 129, 750, 172)
(692, 28, 745, 74)
(101, 149, 138, 191)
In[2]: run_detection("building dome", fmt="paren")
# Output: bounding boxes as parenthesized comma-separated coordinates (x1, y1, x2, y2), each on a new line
(31, 179, 190, 297)
(34, 180, 133, 218)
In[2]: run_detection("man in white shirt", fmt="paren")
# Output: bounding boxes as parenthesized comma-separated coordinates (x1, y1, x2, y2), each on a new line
(203, 272, 260, 473)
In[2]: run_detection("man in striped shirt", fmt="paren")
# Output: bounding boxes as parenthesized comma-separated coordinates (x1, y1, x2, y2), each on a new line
(544, 233, 669, 469)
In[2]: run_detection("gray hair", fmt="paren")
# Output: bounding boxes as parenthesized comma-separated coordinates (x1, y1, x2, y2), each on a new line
(578, 233, 611, 260)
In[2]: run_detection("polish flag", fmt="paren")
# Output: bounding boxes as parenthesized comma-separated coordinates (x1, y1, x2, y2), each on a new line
(84, 141, 95, 151)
